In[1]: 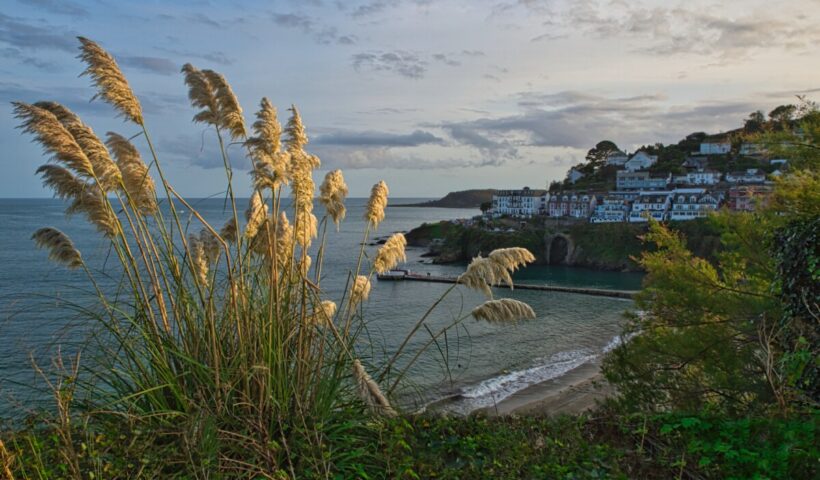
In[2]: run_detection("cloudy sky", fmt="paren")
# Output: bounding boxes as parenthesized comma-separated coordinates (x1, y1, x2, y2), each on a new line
(2, 0, 818, 197)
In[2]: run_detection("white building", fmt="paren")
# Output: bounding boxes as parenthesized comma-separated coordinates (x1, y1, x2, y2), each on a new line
(605, 150, 629, 166)
(624, 151, 659, 171)
(673, 169, 721, 186)
(566, 167, 585, 184)
(700, 138, 732, 155)
(668, 191, 719, 221)
(725, 168, 766, 184)
(617, 171, 671, 190)
(590, 196, 629, 223)
(492, 187, 548, 217)
(628, 192, 672, 222)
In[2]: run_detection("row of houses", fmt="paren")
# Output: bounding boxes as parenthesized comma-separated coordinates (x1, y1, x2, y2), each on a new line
(490, 185, 772, 222)
(615, 167, 773, 190)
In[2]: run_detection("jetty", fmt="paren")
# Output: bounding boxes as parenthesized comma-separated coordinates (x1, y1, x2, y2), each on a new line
(377, 270, 637, 300)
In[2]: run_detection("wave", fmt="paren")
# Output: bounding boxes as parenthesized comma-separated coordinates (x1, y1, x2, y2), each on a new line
(436, 333, 635, 415)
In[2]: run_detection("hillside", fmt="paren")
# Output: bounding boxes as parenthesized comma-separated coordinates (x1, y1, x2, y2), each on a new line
(392, 189, 495, 208)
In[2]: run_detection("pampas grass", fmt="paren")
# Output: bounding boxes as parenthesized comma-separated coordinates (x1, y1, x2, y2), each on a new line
(471, 298, 537, 324)
(77, 37, 143, 124)
(351, 275, 372, 305)
(12, 36, 543, 477)
(373, 233, 407, 274)
(31, 227, 83, 269)
(352, 360, 397, 417)
(106, 132, 157, 214)
(34, 102, 122, 191)
(13, 102, 95, 177)
(319, 169, 348, 227)
(364, 180, 389, 228)
(458, 247, 536, 298)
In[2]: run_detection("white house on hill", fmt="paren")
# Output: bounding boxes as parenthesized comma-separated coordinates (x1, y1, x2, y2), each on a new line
(566, 167, 585, 184)
(668, 192, 719, 221)
(700, 137, 731, 155)
(605, 150, 629, 166)
(673, 169, 721, 186)
(628, 193, 671, 222)
(725, 168, 766, 184)
(624, 151, 659, 171)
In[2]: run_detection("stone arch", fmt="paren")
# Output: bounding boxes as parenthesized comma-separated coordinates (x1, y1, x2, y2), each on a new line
(545, 233, 574, 265)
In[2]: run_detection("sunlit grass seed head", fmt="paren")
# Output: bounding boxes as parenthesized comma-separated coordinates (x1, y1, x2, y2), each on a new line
(106, 132, 158, 214)
(244, 191, 269, 240)
(373, 233, 407, 274)
(313, 300, 337, 326)
(188, 233, 209, 287)
(182, 63, 218, 126)
(31, 227, 83, 269)
(471, 298, 536, 324)
(458, 247, 536, 298)
(67, 189, 119, 237)
(319, 169, 348, 227)
(36, 164, 86, 201)
(364, 180, 389, 228)
(350, 275, 371, 305)
(247, 98, 290, 190)
(220, 217, 237, 243)
(13, 102, 95, 178)
(352, 359, 397, 417)
(77, 37, 143, 124)
(33, 102, 122, 191)
(201, 69, 246, 140)
(285, 104, 308, 153)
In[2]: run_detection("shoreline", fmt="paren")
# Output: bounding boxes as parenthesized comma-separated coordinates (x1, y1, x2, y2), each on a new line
(475, 359, 612, 417)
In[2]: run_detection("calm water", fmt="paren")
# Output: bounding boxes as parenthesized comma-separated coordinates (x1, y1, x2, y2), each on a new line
(0, 198, 641, 416)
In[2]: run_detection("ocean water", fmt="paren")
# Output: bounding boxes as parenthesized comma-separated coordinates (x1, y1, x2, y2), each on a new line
(0, 198, 641, 415)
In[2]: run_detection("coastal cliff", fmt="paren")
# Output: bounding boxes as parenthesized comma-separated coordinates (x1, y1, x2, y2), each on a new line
(392, 189, 495, 208)
(407, 218, 722, 271)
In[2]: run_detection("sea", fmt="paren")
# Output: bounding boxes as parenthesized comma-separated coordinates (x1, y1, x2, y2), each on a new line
(0, 198, 642, 417)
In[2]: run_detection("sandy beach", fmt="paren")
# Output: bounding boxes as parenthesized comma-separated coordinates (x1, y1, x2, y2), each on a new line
(477, 360, 613, 417)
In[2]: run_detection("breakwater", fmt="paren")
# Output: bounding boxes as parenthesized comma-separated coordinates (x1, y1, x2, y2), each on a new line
(377, 272, 637, 299)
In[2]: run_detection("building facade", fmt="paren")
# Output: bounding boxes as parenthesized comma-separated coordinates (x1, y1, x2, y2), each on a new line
(492, 187, 548, 217)
(624, 151, 659, 171)
(617, 171, 671, 190)
(725, 168, 766, 184)
(668, 192, 719, 221)
(628, 193, 671, 222)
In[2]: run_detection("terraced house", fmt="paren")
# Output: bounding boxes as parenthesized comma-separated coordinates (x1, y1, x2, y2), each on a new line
(491, 187, 548, 217)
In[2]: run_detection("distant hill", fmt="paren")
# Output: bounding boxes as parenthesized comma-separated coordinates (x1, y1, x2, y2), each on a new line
(392, 189, 496, 208)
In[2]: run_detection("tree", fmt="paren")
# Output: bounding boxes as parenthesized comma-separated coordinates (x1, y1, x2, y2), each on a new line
(480, 201, 493, 214)
(584, 140, 620, 172)
(768, 104, 797, 126)
(744, 110, 766, 133)
(604, 103, 820, 414)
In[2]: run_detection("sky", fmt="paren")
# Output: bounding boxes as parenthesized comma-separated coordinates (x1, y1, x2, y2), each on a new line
(1, 0, 819, 198)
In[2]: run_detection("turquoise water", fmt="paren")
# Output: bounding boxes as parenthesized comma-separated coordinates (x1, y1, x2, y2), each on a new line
(0, 198, 641, 415)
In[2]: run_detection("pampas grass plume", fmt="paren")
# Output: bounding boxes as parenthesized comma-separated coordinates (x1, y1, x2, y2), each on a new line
(201, 69, 246, 140)
(220, 217, 237, 243)
(36, 165, 86, 201)
(246, 98, 290, 190)
(471, 298, 536, 324)
(77, 37, 143, 124)
(364, 181, 388, 228)
(106, 132, 157, 214)
(319, 169, 348, 227)
(31, 227, 83, 269)
(373, 233, 406, 274)
(352, 359, 397, 417)
(13, 102, 95, 177)
(350, 275, 371, 305)
(34, 102, 122, 191)
(244, 191, 268, 240)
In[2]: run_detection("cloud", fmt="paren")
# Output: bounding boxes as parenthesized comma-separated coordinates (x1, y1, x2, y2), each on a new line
(312, 145, 500, 170)
(432, 53, 460, 67)
(160, 132, 242, 169)
(0, 13, 76, 52)
(155, 46, 234, 66)
(314, 129, 445, 147)
(566, 1, 820, 60)
(119, 56, 178, 76)
(352, 50, 426, 79)
(438, 90, 759, 157)
(17, 0, 88, 17)
(0, 47, 61, 72)
(271, 11, 357, 45)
